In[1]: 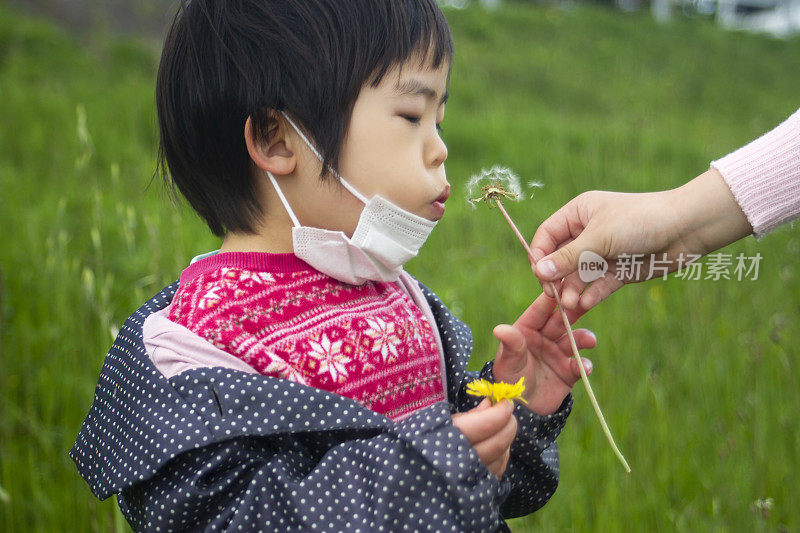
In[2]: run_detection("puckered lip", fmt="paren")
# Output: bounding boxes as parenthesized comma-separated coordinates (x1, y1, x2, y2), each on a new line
(434, 184, 451, 204)
(430, 184, 450, 221)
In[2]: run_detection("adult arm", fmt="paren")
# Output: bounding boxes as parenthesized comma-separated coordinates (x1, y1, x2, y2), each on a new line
(531, 108, 800, 311)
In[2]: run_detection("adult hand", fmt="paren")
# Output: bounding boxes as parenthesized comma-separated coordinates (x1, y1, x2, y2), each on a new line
(493, 291, 596, 416)
(530, 168, 753, 311)
(452, 399, 517, 479)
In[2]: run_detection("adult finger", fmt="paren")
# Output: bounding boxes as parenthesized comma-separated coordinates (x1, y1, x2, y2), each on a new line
(539, 277, 561, 298)
(559, 271, 588, 310)
(530, 200, 583, 262)
(536, 238, 576, 299)
(535, 230, 596, 282)
(578, 273, 625, 310)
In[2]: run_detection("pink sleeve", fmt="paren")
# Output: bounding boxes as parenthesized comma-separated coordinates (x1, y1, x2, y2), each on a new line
(711, 108, 800, 237)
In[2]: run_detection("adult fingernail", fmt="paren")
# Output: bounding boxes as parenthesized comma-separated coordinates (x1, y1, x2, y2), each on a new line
(538, 260, 557, 278)
(584, 359, 593, 373)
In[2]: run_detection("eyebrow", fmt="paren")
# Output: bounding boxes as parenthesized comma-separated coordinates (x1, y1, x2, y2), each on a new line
(394, 78, 449, 105)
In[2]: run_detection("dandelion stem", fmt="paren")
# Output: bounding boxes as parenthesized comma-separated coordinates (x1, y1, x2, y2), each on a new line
(494, 199, 631, 473)
(495, 200, 530, 253)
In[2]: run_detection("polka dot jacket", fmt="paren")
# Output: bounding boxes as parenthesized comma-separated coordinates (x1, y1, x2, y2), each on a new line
(71, 279, 572, 532)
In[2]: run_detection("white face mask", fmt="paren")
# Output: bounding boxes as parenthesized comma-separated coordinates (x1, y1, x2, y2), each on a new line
(266, 112, 437, 285)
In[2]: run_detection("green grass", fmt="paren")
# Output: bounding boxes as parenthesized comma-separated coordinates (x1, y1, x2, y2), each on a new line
(1, 1, 798, 530)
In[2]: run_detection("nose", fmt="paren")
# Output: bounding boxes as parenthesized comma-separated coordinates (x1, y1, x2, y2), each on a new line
(427, 128, 448, 169)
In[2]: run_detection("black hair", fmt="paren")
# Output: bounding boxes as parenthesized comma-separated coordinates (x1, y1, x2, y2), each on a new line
(156, 0, 453, 237)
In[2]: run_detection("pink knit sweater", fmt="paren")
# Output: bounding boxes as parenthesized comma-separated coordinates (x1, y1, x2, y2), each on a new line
(712, 107, 800, 237)
(168, 252, 446, 421)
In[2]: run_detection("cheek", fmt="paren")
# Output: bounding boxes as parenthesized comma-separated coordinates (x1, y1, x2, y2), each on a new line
(301, 184, 363, 236)
(339, 123, 412, 189)
(349, 116, 406, 156)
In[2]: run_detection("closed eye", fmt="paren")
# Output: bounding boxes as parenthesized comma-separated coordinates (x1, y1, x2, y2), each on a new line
(401, 115, 444, 132)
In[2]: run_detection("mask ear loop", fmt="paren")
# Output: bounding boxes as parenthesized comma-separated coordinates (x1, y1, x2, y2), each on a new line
(279, 111, 369, 205)
(266, 171, 301, 228)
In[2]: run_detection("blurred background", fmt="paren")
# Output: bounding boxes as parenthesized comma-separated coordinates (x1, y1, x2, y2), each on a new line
(0, 0, 798, 531)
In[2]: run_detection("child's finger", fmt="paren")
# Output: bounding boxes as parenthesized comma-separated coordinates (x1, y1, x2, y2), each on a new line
(451, 397, 490, 418)
(570, 357, 594, 379)
(485, 447, 512, 480)
(452, 398, 491, 420)
(473, 398, 491, 411)
(452, 401, 514, 445)
(540, 303, 587, 341)
(493, 324, 526, 355)
(493, 324, 533, 378)
(513, 291, 557, 332)
(555, 328, 597, 355)
(471, 411, 517, 464)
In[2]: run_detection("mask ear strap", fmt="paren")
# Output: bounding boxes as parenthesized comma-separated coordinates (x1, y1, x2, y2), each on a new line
(267, 171, 301, 228)
(280, 112, 324, 162)
(334, 174, 369, 205)
(280, 111, 369, 205)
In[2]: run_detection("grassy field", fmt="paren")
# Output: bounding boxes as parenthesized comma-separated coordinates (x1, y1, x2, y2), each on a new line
(1, 1, 798, 531)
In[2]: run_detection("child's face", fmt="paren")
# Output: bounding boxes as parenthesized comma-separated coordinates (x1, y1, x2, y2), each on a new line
(290, 59, 450, 237)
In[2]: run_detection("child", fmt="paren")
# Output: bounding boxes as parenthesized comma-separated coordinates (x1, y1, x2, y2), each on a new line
(71, 1, 597, 531)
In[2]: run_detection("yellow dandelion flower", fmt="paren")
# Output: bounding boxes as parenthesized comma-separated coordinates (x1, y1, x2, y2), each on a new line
(466, 377, 527, 405)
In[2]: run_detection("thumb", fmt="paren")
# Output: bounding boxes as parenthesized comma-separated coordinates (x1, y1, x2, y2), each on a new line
(493, 324, 528, 377)
(534, 232, 593, 281)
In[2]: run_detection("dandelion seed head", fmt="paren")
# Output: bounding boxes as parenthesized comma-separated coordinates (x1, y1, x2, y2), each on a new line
(465, 166, 522, 207)
(467, 165, 521, 197)
(466, 166, 545, 206)
(752, 498, 774, 520)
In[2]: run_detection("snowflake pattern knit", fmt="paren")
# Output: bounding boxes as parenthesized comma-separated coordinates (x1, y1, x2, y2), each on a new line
(168, 253, 445, 421)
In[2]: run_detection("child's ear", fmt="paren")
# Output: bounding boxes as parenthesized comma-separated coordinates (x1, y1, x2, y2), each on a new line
(244, 113, 296, 176)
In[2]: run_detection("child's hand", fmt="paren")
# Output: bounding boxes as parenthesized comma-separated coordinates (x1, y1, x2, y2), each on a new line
(492, 292, 597, 415)
(452, 398, 517, 479)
